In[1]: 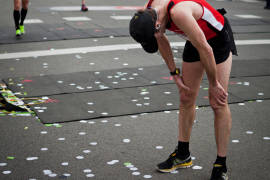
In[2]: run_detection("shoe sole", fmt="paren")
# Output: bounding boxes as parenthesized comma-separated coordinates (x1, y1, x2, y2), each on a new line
(157, 161, 193, 173)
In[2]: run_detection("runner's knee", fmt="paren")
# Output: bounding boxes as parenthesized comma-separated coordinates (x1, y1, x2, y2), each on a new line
(22, 0, 29, 9)
(210, 99, 228, 112)
(14, 2, 21, 10)
(180, 90, 197, 108)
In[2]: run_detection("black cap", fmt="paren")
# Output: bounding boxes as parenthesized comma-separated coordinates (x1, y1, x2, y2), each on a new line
(129, 10, 158, 53)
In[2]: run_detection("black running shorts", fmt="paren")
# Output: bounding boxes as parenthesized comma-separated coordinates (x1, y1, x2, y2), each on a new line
(182, 16, 238, 64)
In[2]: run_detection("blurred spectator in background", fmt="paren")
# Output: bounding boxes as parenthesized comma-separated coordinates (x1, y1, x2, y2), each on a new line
(13, 0, 29, 36)
(81, 0, 88, 11)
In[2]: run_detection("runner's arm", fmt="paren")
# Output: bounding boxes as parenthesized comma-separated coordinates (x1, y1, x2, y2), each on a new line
(155, 33, 176, 72)
(155, 30, 190, 91)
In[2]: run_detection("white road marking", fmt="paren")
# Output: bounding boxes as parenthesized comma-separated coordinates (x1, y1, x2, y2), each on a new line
(240, 0, 260, 3)
(235, 39, 270, 45)
(62, 17, 91, 21)
(50, 6, 143, 11)
(24, 19, 44, 24)
(110, 16, 132, 20)
(0, 39, 270, 60)
(235, 14, 262, 19)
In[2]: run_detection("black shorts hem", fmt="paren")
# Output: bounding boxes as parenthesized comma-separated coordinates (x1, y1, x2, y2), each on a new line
(182, 40, 231, 64)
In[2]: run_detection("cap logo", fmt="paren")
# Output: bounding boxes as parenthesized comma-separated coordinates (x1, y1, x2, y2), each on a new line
(134, 15, 139, 20)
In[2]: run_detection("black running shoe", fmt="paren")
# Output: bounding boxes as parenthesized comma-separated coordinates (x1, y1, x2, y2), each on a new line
(157, 149, 192, 173)
(210, 164, 228, 180)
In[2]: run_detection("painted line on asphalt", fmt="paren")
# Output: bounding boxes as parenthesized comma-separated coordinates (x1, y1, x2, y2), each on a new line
(62, 17, 92, 21)
(240, 0, 260, 3)
(24, 19, 44, 24)
(110, 16, 132, 20)
(50, 6, 143, 11)
(235, 14, 262, 19)
(0, 39, 270, 60)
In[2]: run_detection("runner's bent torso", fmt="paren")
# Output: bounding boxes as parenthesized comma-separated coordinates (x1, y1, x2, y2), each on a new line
(147, 0, 225, 40)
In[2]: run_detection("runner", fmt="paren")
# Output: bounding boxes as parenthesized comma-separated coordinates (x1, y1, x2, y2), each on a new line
(13, 0, 29, 36)
(129, 0, 237, 179)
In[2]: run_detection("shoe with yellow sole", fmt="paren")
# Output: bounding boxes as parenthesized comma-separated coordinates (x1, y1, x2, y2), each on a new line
(157, 148, 192, 173)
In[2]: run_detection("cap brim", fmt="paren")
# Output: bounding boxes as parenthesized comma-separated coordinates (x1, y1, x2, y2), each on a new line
(141, 36, 158, 53)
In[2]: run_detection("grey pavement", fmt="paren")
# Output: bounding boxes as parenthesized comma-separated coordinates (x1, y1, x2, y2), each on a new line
(0, 0, 270, 180)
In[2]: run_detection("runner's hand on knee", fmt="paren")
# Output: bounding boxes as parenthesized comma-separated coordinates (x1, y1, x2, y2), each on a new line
(209, 81, 228, 107)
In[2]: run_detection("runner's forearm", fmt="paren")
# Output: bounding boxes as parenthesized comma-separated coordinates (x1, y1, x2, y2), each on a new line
(198, 45, 218, 86)
(156, 34, 176, 72)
